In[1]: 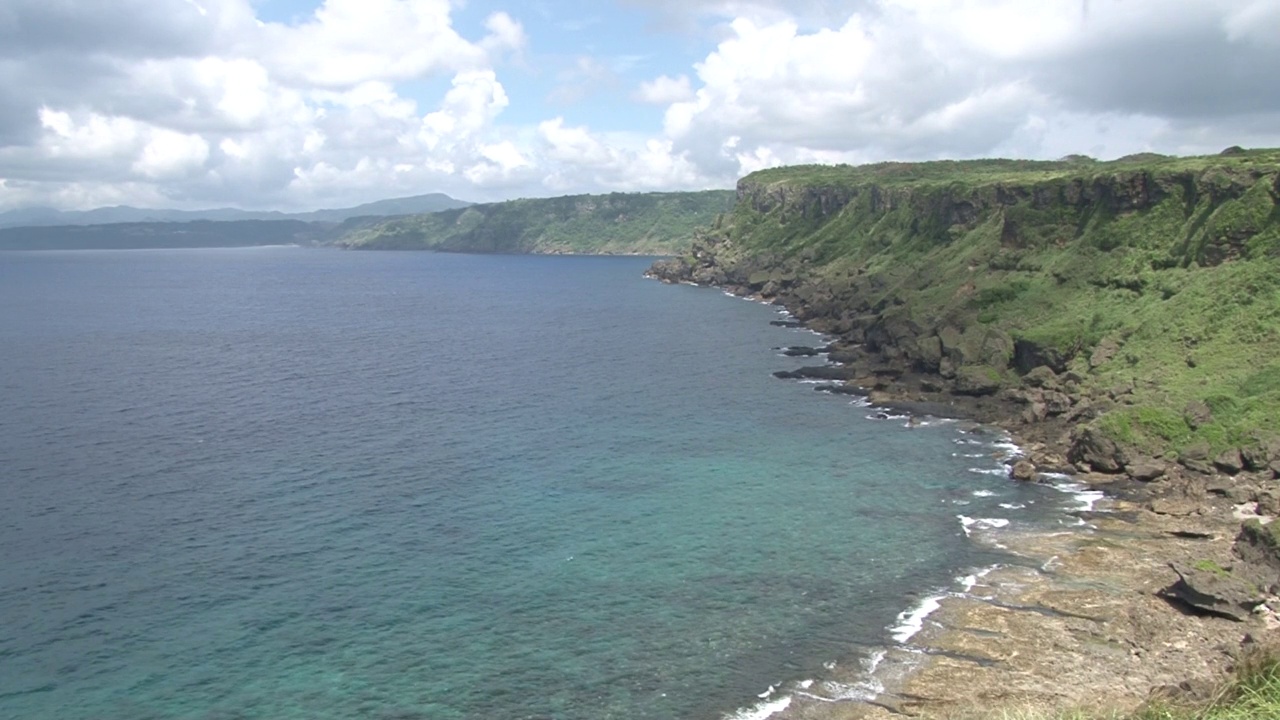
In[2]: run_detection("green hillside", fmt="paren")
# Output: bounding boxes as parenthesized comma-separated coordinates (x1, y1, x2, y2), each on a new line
(335, 190, 735, 255)
(650, 149, 1280, 467)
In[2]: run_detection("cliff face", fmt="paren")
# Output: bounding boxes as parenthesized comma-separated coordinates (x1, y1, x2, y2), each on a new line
(650, 151, 1280, 477)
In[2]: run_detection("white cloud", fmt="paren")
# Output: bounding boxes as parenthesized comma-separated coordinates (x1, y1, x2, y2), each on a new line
(259, 0, 523, 88)
(132, 128, 211, 178)
(634, 75, 693, 104)
(3, 0, 1280, 213)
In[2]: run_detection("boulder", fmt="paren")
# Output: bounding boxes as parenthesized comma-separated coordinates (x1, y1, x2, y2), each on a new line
(914, 335, 943, 373)
(1010, 460, 1038, 482)
(1127, 461, 1167, 482)
(1068, 426, 1127, 474)
(1090, 337, 1121, 368)
(1042, 391, 1074, 416)
(1022, 365, 1060, 390)
(1214, 449, 1245, 475)
(1160, 562, 1264, 622)
(953, 365, 1003, 396)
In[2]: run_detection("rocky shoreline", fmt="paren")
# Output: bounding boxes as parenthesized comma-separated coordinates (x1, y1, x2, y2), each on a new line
(647, 266, 1280, 719)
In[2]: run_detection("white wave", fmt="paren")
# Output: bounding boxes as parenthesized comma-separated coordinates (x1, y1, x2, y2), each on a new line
(723, 695, 791, 720)
(999, 502, 1027, 510)
(958, 516, 1010, 536)
(958, 565, 998, 592)
(1043, 477, 1106, 512)
(890, 594, 944, 643)
(968, 467, 1009, 477)
(952, 452, 988, 458)
(972, 489, 998, 497)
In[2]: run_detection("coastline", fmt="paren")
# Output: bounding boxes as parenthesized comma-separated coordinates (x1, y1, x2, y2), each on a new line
(700, 285, 1278, 720)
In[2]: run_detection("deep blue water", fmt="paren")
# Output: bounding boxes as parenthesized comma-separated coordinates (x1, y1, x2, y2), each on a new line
(0, 248, 1069, 720)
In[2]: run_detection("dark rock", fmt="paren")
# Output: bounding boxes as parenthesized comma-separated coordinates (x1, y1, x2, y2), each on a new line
(1161, 562, 1263, 622)
(1214, 449, 1245, 475)
(770, 320, 804, 328)
(1241, 445, 1271, 472)
(915, 335, 943, 373)
(1271, 460, 1280, 479)
(1127, 461, 1166, 482)
(919, 379, 943, 394)
(1068, 426, 1127, 474)
(773, 366, 859, 381)
(1013, 338, 1071, 374)
(813, 384, 868, 397)
(953, 365, 1003, 396)
(1184, 400, 1213, 430)
(1011, 460, 1037, 482)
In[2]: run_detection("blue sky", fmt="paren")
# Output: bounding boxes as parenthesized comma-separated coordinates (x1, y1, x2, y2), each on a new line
(2, 0, 1279, 211)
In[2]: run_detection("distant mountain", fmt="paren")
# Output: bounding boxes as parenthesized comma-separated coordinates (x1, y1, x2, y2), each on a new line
(335, 190, 737, 255)
(0, 193, 472, 229)
(0, 220, 331, 251)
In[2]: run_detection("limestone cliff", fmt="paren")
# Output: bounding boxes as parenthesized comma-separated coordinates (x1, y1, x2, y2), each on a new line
(649, 150, 1280, 478)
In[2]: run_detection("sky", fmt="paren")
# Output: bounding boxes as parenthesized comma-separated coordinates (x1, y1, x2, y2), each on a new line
(1, 0, 1279, 212)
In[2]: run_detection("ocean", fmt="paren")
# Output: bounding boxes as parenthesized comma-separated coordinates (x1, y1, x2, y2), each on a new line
(0, 247, 1085, 720)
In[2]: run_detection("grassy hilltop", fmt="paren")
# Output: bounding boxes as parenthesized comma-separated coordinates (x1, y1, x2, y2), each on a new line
(336, 190, 734, 255)
(653, 149, 1280, 466)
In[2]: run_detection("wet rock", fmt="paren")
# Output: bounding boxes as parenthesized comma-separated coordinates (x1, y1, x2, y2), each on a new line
(1161, 562, 1263, 622)
(1184, 400, 1213, 430)
(1214, 449, 1245, 475)
(780, 346, 823, 357)
(1068, 426, 1127, 474)
(813, 383, 868, 396)
(772, 366, 858, 381)
(770, 319, 804, 328)
(1011, 460, 1038, 482)
(920, 378, 945, 393)
(1127, 461, 1166, 482)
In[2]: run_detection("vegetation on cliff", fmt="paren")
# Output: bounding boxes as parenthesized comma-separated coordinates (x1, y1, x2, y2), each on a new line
(650, 149, 1280, 471)
(335, 190, 734, 254)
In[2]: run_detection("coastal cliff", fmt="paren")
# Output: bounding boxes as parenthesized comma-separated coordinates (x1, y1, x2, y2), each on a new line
(336, 190, 734, 255)
(649, 150, 1280, 716)
(650, 150, 1280, 477)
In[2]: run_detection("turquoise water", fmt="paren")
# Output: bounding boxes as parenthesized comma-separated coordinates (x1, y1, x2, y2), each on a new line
(0, 248, 1069, 719)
